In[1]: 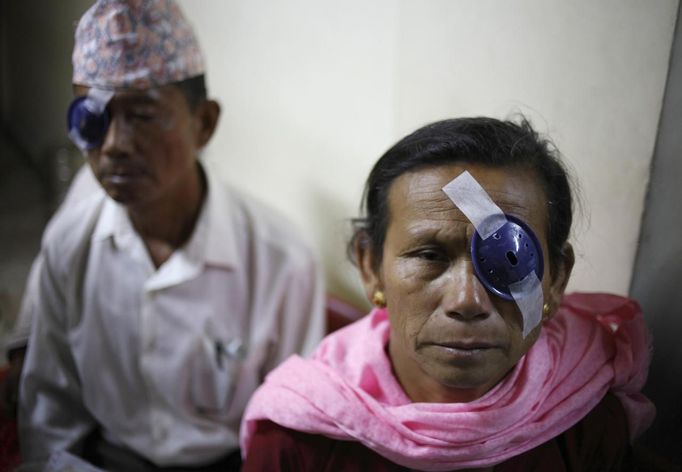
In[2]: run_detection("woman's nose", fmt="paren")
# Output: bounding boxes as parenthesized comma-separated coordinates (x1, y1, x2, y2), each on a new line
(440, 260, 493, 321)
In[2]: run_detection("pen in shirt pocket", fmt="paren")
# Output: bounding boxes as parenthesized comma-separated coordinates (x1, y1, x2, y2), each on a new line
(213, 338, 246, 369)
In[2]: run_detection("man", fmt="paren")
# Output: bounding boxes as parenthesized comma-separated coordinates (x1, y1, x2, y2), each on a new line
(19, 1, 324, 470)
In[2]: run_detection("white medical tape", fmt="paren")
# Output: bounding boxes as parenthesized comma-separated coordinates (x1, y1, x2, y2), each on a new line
(86, 88, 114, 113)
(509, 271, 544, 338)
(441, 171, 507, 240)
(441, 170, 544, 338)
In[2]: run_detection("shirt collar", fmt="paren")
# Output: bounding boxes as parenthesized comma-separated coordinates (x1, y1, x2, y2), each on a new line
(201, 167, 240, 269)
(92, 196, 135, 247)
(91, 164, 240, 271)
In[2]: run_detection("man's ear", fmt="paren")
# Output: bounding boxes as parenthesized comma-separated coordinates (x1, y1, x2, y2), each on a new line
(546, 242, 575, 313)
(353, 231, 383, 303)
(195, 99, 221, 148)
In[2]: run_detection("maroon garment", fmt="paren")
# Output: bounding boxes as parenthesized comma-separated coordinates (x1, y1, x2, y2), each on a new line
(0, 365, 21, 472)
(243, 393, 633, 471)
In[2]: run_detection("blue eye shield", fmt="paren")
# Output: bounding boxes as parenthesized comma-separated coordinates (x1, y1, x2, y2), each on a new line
(441, 170, 545, 337)
(67, 89, 114, 151)
(470, 214, 544, 301)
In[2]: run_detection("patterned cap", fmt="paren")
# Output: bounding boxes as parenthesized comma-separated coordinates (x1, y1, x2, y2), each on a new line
(72, 0, 204, 89)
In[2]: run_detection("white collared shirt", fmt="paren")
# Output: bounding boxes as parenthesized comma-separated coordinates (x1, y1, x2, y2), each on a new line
(19, 167, 325, 467)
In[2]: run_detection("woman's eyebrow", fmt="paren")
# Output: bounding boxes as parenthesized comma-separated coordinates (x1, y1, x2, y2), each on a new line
(496, 202, 532, 220)
(484, 193, 534, 220)
(404, 220, 470, 242)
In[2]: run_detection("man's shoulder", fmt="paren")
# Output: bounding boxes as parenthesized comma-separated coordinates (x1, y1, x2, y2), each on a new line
(41, 190, 107, 267)
(215, 180, 316, 263)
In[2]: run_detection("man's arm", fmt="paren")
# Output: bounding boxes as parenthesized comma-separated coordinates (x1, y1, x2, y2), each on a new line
(4, 164, 100, 368)
(0, 256, 41, 421)
(264, 250, 325, 374)
(19, 246, 96, 468)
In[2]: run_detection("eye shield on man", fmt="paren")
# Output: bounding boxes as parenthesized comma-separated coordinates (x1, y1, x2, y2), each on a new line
(67, 88, 114, 151)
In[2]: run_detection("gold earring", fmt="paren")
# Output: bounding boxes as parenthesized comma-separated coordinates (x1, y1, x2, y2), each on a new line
(372, 291, 386, 308)
(542, 303, 551, 320)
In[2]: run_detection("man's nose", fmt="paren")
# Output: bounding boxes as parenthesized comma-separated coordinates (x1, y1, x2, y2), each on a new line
(100, 114, 134, 158)
(441, 259, 493, 321)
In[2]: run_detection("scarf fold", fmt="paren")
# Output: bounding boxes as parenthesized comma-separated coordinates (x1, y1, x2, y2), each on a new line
(241, 293, 655, 471)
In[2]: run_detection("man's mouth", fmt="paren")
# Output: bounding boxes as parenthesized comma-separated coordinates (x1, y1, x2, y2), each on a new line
(102, 167, 146, 183)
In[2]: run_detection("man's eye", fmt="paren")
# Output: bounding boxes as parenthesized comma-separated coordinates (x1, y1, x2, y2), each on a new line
(126, 108, 158, 121)
(131, 112, 154, 121)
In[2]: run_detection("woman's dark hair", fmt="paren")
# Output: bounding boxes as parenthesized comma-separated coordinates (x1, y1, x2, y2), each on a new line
(351, 116, 573, 275)
(174, 74, 207, 110)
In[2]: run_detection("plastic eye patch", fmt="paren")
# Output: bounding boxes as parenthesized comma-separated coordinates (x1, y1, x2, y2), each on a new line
(471, 214, 544, 301)
(442, 170, 545, 337)
(67, 96, 110, 150)
(67, 89, 114, 151)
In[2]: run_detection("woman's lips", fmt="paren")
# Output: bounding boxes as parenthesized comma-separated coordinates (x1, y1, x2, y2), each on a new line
(425, 341, 500, 360)
(436, 341, 498, 350)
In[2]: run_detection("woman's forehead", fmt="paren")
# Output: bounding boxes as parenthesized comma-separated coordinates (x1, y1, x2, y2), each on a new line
(387, 164, 548, 232)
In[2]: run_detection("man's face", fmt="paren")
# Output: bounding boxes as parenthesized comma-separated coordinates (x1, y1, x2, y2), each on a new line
(73, 85, 203, 207)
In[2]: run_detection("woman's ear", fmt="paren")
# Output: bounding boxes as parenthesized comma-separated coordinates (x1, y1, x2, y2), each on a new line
(354, 231, 383, 303)
(195, 99, 221, 148)
(546, 242, 575, 313)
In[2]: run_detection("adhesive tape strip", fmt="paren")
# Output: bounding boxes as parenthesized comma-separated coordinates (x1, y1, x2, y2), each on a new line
(86, 88, 114, 113)
(441, 171, 507, 240)
(509, 271, 544, 338)
(441, 170, 543, 337)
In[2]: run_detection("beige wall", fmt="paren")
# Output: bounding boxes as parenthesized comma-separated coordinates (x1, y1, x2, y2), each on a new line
(5, 0, 668, 309)
(179, 0, 678, 306)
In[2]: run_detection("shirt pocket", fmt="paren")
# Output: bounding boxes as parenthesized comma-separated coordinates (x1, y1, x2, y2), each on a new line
(188, 319, 247, 417)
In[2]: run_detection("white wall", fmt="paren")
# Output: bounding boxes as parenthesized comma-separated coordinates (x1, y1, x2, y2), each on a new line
(179, 0, 678, 306)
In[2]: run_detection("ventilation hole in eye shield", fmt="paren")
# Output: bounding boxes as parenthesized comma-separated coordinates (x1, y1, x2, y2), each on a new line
(493, 233, 501, 240)
(506, 251, 519, 266)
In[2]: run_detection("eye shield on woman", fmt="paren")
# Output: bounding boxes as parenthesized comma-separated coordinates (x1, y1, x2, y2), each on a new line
(443, 170, 545, 337)
(471, 214, 544, 301)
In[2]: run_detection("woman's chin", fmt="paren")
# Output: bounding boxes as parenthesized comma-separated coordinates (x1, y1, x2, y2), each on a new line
(418, 357, 508, 401)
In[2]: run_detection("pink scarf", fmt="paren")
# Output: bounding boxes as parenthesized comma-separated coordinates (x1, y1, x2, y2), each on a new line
(241, 293, 655, 470)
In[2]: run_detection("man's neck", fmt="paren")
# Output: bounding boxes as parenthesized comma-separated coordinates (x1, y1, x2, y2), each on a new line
(128, 165, 207, 267)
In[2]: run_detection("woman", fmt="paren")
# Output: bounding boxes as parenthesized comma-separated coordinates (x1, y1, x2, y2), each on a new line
(240, 117, 654, 470)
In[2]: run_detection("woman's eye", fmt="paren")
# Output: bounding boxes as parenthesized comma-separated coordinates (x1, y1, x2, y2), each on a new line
(415, 249, 446, 262)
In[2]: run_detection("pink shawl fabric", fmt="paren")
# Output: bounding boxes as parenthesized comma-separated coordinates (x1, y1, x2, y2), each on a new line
(241, 293, 655, 471)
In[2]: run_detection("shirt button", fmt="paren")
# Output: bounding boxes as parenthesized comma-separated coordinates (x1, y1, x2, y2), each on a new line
(157, 424, 167, 440)
(153, 416, 168, 441)
(226, 338, 246, 358)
